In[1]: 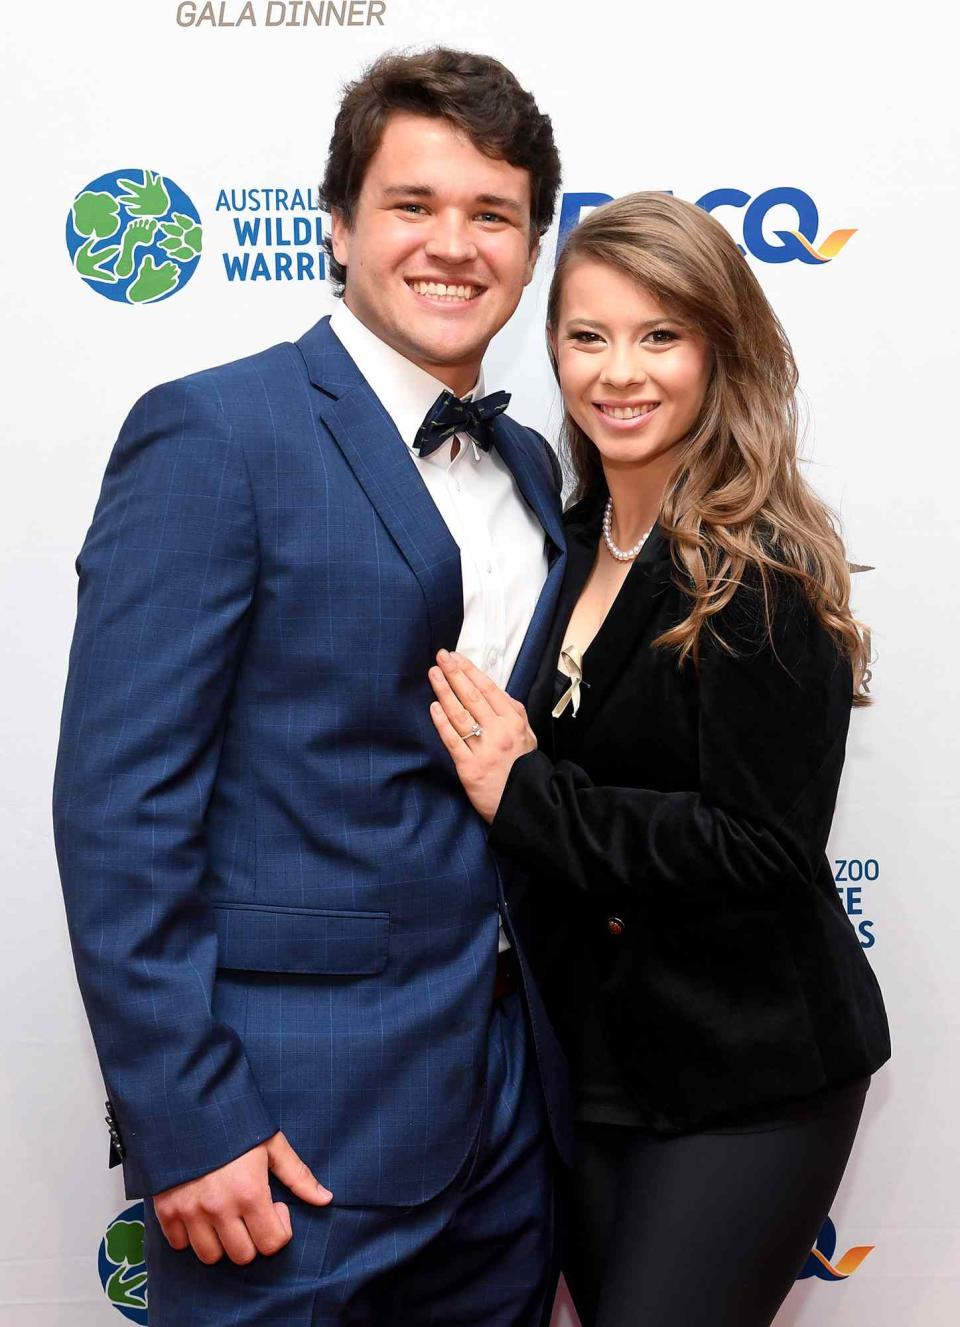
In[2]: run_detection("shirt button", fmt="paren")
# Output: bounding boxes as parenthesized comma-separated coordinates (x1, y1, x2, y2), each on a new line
(606, 917, 626, 937)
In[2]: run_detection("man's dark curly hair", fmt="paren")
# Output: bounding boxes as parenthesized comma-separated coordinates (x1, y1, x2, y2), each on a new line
(319, 47, 562, 296)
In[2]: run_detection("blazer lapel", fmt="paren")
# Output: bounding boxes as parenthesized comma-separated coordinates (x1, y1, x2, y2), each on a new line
(296, 317, 464, 658)
(526, 501, 675, 753)
(579, 529, 674, 718)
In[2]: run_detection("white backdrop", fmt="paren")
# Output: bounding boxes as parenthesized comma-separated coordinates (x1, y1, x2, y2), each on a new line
(2, 1, 959, 1322)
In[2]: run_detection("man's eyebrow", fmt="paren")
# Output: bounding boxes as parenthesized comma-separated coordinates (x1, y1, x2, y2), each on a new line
(380, 185, 524, 215)
(474, 193, 523, 215)
(381, 184, 435, 198)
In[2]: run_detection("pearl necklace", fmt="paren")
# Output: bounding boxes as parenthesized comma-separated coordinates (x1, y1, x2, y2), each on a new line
(603, 498, 651, 562)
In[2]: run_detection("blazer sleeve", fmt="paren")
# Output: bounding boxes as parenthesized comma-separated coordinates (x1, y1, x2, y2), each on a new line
(52, 376, 277, 1196)
(488, 581, 853, 921)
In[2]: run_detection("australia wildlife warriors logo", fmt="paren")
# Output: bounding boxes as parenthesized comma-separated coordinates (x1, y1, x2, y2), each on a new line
(66, 169, 202, 304)
(98, 1202, 148, 1322)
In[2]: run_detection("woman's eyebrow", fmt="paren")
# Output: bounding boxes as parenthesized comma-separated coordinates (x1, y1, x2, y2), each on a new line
(564, 316, 673, 331)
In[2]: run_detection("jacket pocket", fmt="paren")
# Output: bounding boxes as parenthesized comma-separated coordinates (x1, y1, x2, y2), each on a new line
(213, 902, 389, 976)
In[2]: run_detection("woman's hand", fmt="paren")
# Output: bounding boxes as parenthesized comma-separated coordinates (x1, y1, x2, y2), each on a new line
(428, 650, 537, 823)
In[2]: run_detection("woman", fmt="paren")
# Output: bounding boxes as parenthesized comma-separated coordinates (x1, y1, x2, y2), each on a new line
(427, 192, 890, 1327)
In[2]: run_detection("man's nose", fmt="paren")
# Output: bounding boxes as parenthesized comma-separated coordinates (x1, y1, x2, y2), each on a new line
(423, 212, 478, 266)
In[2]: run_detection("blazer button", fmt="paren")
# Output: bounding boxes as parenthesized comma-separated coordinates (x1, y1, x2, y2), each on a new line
(606, 916, 626, 936)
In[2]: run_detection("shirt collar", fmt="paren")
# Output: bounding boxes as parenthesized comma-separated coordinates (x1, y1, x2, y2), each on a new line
(329, 300, 485, 452)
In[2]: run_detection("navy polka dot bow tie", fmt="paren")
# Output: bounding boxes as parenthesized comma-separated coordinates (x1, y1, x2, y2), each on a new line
(413, 389, 511, 457)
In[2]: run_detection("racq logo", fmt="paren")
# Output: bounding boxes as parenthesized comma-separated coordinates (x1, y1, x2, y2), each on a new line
(798, 1214, 874, 1282)
(557, 189, 855, 265)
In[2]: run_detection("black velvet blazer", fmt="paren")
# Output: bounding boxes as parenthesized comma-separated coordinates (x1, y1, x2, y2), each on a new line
(491, 494, 890, 1132)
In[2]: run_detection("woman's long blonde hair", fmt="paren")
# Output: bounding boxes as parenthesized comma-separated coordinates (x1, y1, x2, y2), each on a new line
(547, 191, 871, 703)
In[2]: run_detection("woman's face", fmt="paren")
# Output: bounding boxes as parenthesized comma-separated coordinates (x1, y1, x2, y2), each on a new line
(552, 258, 712, 473)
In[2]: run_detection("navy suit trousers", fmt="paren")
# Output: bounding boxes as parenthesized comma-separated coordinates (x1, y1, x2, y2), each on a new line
(142, 992, 557, 1326)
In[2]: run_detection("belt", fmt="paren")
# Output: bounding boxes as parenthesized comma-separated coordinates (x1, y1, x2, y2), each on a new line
(494, 949, 519, 1001)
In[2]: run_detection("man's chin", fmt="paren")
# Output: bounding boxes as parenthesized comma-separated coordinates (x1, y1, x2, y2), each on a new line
(402, 329, 489, 373)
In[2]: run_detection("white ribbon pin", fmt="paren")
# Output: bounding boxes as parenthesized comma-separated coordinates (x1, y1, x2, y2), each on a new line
(552, 644, 585, 719)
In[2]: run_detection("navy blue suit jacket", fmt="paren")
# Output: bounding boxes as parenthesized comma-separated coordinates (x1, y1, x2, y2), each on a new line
(53, 316, 572, 1203)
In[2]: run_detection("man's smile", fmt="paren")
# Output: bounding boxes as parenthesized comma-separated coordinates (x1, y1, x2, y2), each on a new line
(405, 278, 485, 304)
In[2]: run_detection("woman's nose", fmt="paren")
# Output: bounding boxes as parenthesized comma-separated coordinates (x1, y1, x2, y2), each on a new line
(600, 350, 647, 388)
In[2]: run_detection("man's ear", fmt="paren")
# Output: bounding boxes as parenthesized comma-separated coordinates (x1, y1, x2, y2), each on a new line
(330, 208, 350, 267)
(524, 235, 541, 286)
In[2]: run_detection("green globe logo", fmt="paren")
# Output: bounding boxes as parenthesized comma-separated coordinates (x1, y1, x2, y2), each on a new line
(97, 1202, 148, 1322)
(66, 168, 202, 304)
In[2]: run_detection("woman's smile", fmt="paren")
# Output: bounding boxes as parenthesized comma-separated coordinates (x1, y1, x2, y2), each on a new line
(591, 400, 661, 429)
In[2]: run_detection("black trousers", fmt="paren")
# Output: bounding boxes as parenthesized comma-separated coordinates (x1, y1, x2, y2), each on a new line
(562, 1078, 869, 1327)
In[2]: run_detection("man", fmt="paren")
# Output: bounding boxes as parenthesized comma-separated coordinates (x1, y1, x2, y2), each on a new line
(54, 47, 571, 1325)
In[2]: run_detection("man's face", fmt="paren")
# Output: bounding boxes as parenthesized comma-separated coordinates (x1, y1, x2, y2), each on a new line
(331, 112, 539, 395)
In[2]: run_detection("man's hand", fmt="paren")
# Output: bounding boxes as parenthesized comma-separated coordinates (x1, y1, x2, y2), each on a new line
(153, 1131, 332, 1265)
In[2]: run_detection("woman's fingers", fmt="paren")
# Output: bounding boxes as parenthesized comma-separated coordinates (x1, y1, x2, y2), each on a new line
(438, 650, 496, 716)
(429, 664, 487, 735)
(430, 702, 473, 766)
(435, 650, 509, 719)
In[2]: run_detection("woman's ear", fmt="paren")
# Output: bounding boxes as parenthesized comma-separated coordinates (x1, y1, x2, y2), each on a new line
(546, 326, 559, 370)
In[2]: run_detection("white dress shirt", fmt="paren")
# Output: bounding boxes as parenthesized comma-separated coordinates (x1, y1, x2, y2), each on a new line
(329, 301, 550, 951)
(329, 302, 549, 688)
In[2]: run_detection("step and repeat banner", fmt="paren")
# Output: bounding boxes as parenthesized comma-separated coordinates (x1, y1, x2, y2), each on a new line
(3, 1, 958, 1323)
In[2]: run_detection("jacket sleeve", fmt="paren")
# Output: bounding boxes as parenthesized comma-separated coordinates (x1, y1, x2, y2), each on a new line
(53, 376, 277, 1196)
(488, 581, 853, 922)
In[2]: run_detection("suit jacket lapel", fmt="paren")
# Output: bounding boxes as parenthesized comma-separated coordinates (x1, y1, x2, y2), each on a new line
(491, 415, 566, 700)
(490, 416, 565, 560)
(296, 317, 464, 658)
